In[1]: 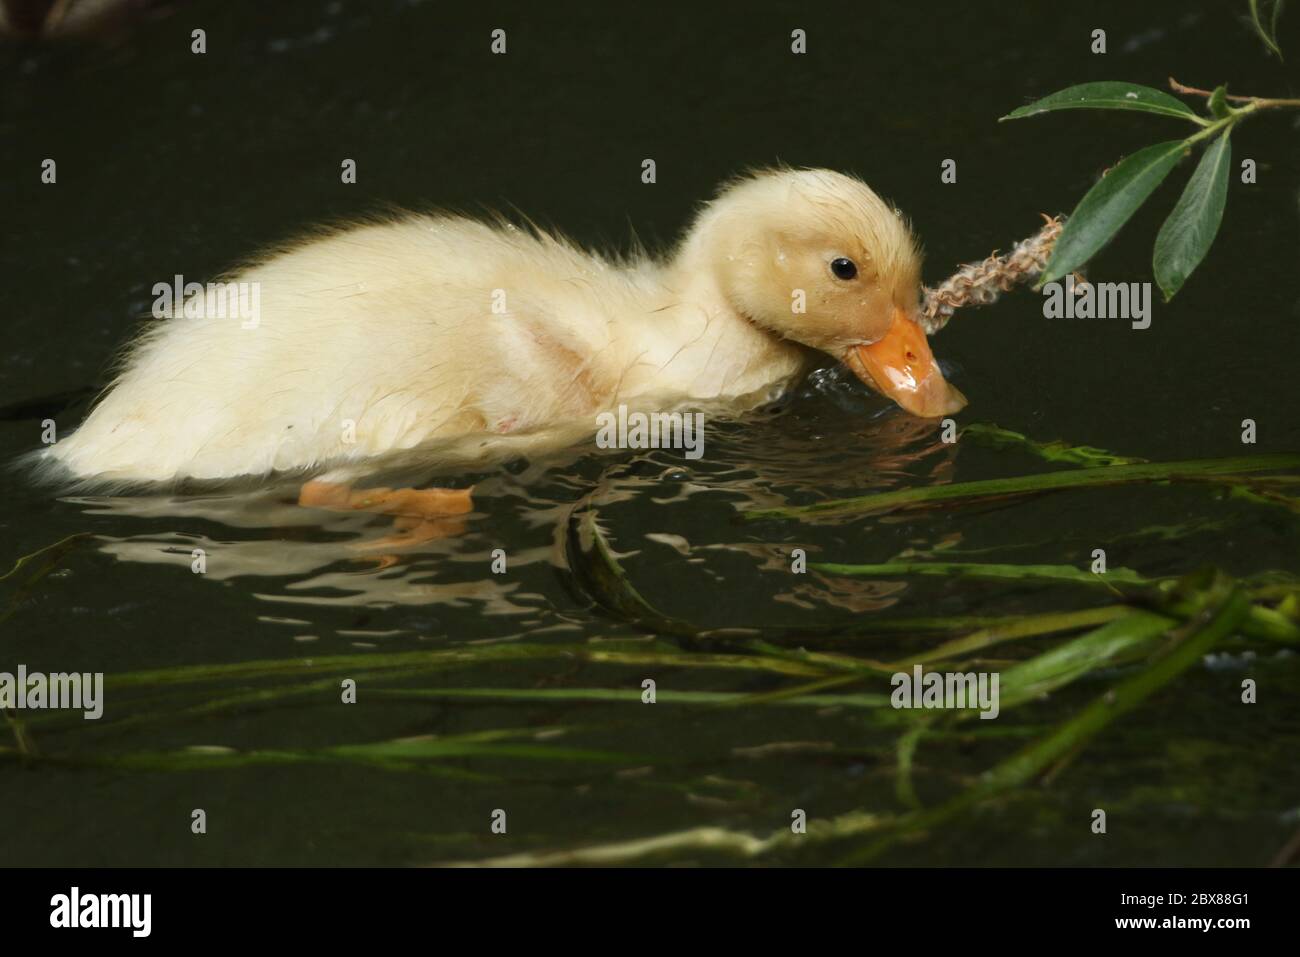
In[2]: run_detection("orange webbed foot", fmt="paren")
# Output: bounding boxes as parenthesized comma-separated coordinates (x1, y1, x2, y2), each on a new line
(298, 480, 475, 557)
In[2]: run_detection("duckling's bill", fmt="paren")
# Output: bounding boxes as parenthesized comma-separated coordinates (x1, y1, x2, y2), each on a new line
(843, 308, 967, 418)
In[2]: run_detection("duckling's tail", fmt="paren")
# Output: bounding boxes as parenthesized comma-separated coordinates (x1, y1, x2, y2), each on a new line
(0, 386, 120, 491)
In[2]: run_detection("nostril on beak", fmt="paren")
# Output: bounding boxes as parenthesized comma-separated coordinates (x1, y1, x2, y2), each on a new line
(843, 315, 967, 418)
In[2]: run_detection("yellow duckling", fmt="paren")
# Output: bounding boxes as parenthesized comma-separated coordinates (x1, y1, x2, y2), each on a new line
(43, 167, 965, 519)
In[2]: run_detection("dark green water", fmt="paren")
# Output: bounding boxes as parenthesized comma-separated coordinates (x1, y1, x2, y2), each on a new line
(1, 0, 1297, 865)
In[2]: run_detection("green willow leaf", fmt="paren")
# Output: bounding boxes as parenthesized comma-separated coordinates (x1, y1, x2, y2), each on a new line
(1153, 133, 1232, 300)
(1001, 82, 1205, 123)
(1040, 139, 1188, 285)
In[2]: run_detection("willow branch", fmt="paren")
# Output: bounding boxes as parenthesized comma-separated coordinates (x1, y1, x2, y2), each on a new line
(920, 215, 1065, 334)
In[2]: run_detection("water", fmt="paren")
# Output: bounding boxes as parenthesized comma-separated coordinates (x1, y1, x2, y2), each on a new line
(1, 0, 1297, 865)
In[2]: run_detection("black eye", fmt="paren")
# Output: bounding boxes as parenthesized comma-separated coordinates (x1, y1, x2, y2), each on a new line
(830, 257, 857, 280)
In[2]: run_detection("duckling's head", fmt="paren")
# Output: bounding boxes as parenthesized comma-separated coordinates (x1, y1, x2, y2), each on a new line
(683, 168, 966, 417)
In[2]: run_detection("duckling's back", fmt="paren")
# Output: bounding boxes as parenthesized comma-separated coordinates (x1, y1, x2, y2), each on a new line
(42, 216, 645, 485)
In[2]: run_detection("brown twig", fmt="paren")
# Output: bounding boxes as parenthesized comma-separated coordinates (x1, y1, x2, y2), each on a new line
(1168, 76, 1256, 103)
(1168, 76, 1300, 110)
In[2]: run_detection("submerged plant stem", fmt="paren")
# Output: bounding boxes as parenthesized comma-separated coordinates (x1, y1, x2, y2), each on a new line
(842, 576, 1249, 863)
(812, 560, 1155, 588)
(743, 454, 1300, 521)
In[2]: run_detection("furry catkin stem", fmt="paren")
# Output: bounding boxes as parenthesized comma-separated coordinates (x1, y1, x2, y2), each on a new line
(920, 215, 1065, 334)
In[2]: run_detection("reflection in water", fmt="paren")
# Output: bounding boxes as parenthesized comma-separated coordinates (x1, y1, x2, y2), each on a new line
(68, 473, 557, 620)
(57, 380, 956, 637)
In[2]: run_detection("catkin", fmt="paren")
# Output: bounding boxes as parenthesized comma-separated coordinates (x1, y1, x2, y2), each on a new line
(919, 215, 1065, 334)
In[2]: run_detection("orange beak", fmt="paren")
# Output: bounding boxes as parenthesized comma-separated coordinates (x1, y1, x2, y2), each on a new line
(843, 309, 967, 418)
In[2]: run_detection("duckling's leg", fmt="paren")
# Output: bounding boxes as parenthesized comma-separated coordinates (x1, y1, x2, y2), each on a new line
(298, 479, 475, 552)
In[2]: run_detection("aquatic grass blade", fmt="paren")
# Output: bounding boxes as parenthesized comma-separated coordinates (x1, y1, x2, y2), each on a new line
(972, 578, 1248, 791)
(991, 611, 1174, 710)
(842, 575, 1249, 864)
(564, 496, 697, 637)
(0, 533, 91, 627)
(891, 606, 1131, 666)
(811, 560, 1156, 589)
(959, 423, 1144, 467)
(743, 454, 1300, 521)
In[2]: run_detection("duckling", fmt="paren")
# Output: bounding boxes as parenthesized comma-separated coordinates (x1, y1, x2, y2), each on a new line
(41, 168, 965, 520)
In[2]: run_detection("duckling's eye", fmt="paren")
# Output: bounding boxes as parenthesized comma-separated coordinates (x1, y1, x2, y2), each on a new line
(830, 257, 858, 280)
